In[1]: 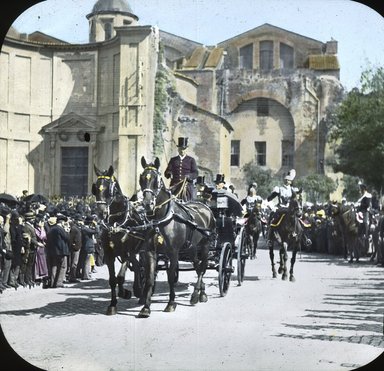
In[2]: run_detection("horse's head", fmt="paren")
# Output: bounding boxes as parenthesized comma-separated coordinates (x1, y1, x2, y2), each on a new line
(288, 193, 301, 217)
(92, 165, 120, 215)
(139, 156, 163, 212)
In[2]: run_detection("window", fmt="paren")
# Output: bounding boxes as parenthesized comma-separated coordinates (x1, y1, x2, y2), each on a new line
(280, 43, 294, 69)
(282, 140, 294, 167)
(255, 141, 266, 166)
(104, 22, 112, 40)
(231, 140, 240, 166)
(239, 44, 253, 69)
(257, 98, 269, 116)
(259, 41, 273, 71)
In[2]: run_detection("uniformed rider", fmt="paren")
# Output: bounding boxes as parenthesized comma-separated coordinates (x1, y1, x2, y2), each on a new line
(241, 184, 263, 217)
(265, 169, 299, 248)
(356, 183, 372, 240)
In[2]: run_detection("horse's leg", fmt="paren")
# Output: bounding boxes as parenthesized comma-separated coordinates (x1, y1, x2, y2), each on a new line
(105, 253, 118, 315)
(117, 260, 131, 299)
(278, 246, 284, 274)
(268, 238, 277, 278)
(281, 242, 288, 280)
(191, 243, 209, 304)
(289, 242, 298, 282)
(253, 227, 260, 258)
(164, 253, 178, 312)
(138, 249, 157, 318)
(249, 233, 255, 259)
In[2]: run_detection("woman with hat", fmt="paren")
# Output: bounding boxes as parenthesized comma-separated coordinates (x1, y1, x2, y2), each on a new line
(164, 137, 198, 201)
(33, 214, 48, 284)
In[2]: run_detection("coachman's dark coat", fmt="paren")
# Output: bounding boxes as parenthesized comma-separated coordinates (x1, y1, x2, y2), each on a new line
(164, 155, 198, 200)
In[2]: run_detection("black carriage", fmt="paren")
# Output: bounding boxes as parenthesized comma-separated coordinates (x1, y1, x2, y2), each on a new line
(206, 189, 251, 296)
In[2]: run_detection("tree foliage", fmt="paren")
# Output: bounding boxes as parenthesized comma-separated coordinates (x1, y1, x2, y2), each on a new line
(242, 162, 277, 198)
(328, 66, 384, 190)
(341, 174, 361, 201)
(294, 174, 337, 204)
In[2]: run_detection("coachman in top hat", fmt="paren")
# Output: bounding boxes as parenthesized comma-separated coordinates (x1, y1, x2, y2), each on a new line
(164, 137, 198, 201)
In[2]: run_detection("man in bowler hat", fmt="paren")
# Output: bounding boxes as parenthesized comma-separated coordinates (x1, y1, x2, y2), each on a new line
(164, 137, 198, 201)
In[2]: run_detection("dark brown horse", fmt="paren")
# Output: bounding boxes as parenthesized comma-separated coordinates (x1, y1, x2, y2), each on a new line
(331, 202, 361, 263)
(137, 157, 216, 318)
(267, 195, 302, 281)
(92, 165, 145, 315)
(244, 200, 263, 259)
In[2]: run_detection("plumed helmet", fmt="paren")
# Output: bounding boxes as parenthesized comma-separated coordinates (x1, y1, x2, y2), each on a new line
(284, 169, 296, 181)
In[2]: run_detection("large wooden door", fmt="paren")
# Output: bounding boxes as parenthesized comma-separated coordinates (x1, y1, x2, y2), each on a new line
(61, 147, 88, 196)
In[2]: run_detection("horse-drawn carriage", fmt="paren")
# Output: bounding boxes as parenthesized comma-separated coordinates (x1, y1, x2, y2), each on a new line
(205, 189, 252, 295)
(92, 159, 253, 317)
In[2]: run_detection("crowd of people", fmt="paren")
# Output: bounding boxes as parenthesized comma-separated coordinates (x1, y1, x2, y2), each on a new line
(0, 195, 102, 293)
(1, 137, 383, 294)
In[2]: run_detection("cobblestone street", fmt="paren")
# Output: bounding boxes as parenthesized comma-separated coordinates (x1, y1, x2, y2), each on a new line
(1, 243, 383, 371)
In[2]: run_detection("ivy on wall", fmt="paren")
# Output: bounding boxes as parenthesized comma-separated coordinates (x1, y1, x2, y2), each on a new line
(153, 44, 176, 157)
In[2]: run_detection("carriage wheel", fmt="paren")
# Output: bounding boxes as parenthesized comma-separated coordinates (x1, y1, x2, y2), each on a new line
(219, 242, 233, 297)
(237, 227, 248, 286)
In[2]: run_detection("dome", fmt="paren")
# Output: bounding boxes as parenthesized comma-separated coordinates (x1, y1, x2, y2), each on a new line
(91, 0, 134, 14)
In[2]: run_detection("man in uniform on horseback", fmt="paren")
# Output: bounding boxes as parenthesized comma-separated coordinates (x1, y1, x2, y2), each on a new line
(164, 137, 198, 201)
(265, 169, 298, 248)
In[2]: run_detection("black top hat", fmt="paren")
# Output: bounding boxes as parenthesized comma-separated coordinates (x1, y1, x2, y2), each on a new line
(177, 137, 189, 148)
(214, 173, 225, 184)
(196, 176, 205, 185)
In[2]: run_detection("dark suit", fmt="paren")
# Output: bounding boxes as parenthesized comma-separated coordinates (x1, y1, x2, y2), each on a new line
(46, 223, 70, 287)
(164, 155, 198, 200)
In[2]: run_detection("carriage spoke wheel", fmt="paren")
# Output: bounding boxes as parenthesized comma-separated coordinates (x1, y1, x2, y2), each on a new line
(219, 242, 233, 297)
(237, 227, 248, 286)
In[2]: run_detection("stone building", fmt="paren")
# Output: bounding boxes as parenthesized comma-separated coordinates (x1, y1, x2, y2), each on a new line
(0, 0, 343, 199)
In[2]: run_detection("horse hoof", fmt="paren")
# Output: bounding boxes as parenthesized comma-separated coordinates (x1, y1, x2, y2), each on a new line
(199, 292, 208, 303)
(138, 307, 151, 318)
(164, 302, 177, 312)
(118, 289, 132, 300)
(272, 271, 277, 278)
(282, 274, 287, 281)
(190, 291, 199, 305)
(290, 275, 296, 282)
(106, 306, 117, 315)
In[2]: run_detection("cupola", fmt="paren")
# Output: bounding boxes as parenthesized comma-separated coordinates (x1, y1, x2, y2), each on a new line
(86, 0, 139, 42)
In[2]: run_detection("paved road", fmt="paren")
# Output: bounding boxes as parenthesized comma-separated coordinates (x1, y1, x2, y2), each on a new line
(1, 241, 383, 371)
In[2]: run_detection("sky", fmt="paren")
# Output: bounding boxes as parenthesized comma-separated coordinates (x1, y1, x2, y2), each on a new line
(4, 0, 384, 91)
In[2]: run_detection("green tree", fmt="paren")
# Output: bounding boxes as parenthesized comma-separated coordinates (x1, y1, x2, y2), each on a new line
(242, 162, 277, 198)
(341, 174, 361, 201)
(328, 66, 384, 190)
(294, 174, 337, 204)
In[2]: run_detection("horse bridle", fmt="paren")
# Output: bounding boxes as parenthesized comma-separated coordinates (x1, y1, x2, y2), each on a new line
(141, 167, 165, 205)
(94, 175, 117, 207)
